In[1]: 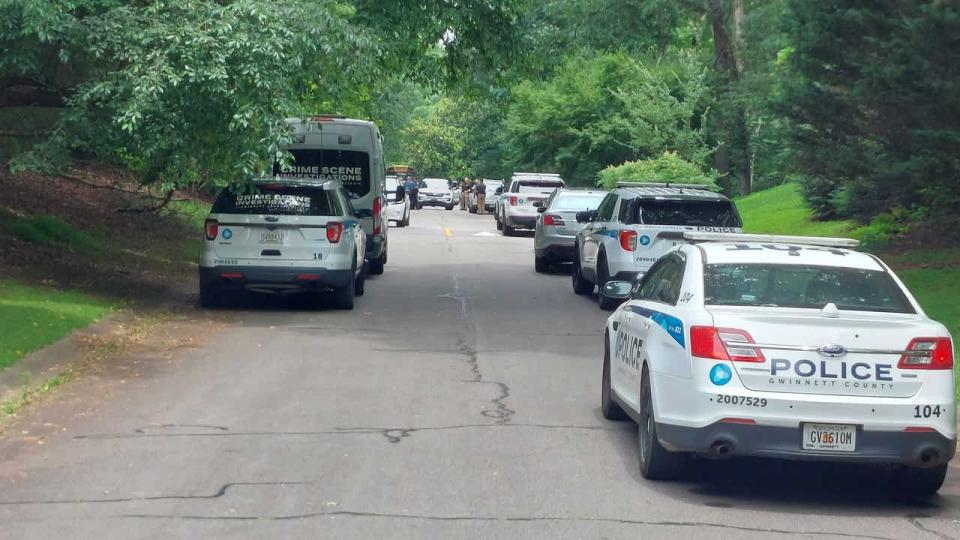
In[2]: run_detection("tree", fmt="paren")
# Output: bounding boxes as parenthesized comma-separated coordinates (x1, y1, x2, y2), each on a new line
(597, 151, 718, 189)
(781, 0, 960, 225)
(502, 51, 711, 185)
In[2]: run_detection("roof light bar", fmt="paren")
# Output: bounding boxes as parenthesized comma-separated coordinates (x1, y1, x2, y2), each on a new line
(615, 182, 714, 190)
(682, 232, 860, 248)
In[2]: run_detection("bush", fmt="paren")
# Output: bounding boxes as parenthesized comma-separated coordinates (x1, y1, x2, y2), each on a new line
(597, 151, 718, 190)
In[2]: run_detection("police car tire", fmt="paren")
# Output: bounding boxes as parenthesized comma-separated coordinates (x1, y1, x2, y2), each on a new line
(597, 257, 618, 310)
(469, 206, 477, 214)
(638, 369, 686, 480)
(572, 256, 594, 295)
(893, 464, 947, 496)
(496, 217, 503, 230)
(355, 260, 366, 297)
(199, 282, 222, 309)
(601, 333, 629, 421)
(534, 255, 548, 273)
(369, 252, 385, 275)
(332, 266, 356, 310)
(446, 205, 455, 211)
(503, 223, 514, 236)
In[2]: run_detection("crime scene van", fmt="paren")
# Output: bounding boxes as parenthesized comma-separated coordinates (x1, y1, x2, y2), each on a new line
(276, 115, 389, 274)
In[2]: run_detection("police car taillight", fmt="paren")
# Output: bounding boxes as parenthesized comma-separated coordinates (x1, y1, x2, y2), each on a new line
(898, 338, 953, 370)
(373, 196, 383, 235)
(690, 326, 765, 363)
(619, 230, 637, 251)
(204, 219, 219, 241)
(326, 222, 344, 243)
(509, 195, 518, 206)
(543, 214, 564, 226)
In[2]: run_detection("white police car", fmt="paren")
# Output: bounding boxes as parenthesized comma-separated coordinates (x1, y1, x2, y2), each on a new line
(600, 232, 955, 494)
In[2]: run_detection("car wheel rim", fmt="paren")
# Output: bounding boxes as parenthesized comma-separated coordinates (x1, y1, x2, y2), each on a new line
(640, 393, 651, 464)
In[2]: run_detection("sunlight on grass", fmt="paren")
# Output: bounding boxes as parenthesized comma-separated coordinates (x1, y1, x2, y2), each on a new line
(736, 184, 858, 237)
(0, 280, 113, 369)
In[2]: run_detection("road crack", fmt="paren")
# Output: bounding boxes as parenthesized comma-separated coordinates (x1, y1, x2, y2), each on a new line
(113, 509, 901, 538)
(0, 482, 307, 506)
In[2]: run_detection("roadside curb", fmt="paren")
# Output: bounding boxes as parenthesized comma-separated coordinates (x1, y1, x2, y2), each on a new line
(0, 312, 131, 404)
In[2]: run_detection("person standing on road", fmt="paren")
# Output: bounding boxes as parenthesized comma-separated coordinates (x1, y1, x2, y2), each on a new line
(460, 177, 470, 211)
(475, 178, 487, 215)
(405, 176, 419, 210)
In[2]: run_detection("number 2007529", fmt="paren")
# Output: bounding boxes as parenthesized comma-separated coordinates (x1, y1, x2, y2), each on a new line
(716, 395, 767, 407)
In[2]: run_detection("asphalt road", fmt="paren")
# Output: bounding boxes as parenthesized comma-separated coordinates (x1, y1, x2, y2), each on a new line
(1, 208, 959, 539)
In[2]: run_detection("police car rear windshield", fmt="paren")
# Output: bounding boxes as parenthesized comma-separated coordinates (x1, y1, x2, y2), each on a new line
(553, 194, 605, 211)
(518, 182, 562, 194)
(212, 185, 340, 217)
(636, 200, 741, 228)
(704, 264, 915, 313)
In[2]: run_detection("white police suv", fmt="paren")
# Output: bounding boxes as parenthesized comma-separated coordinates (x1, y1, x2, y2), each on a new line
(600, 232, 955, 494)
(199, 180, 367, 310)
(573, 183, 741, 310)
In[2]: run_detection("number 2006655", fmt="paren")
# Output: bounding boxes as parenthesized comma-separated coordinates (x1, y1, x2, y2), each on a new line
(716, 395, 767, 407)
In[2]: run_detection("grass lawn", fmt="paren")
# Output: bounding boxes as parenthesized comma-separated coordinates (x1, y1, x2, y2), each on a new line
(0, 280, 113, 369)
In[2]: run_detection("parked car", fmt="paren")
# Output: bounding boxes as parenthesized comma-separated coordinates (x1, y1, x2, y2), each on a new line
(384, 175, 411, 227)
(572, 182, 742, 309)
(418, 178, 456, 210)
(533, 188, 606, 272)
(199, 179, 366, 310)
(600, 232, 956, 495)
(468, 179, 503, 213)
(277, 115, 388, 274)
(497, 173, 565, 236)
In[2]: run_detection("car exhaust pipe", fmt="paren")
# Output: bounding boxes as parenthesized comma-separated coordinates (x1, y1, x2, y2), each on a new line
(709, 440, 735, 459)
(917, 447, 941, 468)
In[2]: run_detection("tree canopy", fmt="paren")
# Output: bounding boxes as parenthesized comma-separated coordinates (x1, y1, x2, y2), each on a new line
(3, 0, 958, 235)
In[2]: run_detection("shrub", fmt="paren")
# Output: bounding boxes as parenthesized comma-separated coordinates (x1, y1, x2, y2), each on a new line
(597, 151, 718, 190)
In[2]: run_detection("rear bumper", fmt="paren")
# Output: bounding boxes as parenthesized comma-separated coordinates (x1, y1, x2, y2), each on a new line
(657, 421, 956, 467)
(535, 243, 576, 262)
(200, 265, 352, 293)
(420, 196, 452, 207)
(505, 214, 537, 229)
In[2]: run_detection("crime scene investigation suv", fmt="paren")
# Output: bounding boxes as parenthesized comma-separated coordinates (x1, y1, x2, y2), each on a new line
(199, 179, 367, 310)
(573, 182, 742, 310)
(276, 115, 389, 275)
(600, 232, 956, 495)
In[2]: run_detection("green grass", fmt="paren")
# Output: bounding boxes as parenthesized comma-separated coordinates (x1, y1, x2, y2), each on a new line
(736, 183, 858, 237)
(164, 199, 209, 230)
(0, 280, 113, 369)
(2, 214, 104, 252)
(897, 269, 960, 338)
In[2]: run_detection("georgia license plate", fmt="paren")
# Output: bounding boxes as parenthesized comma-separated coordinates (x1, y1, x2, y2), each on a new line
(802, 423, 856, 452)
(260, 231, 284, 243)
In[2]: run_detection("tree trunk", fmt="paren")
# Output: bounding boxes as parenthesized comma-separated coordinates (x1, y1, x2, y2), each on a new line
(707, 0, 752, 195)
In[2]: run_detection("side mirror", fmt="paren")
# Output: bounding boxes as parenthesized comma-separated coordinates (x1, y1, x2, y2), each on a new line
(537, 206, 547, 213)
(495, 187, 504, 195)
(576, 210, 596, 223)
(601, 281, 633, 301)
(532, 201, 543, 208)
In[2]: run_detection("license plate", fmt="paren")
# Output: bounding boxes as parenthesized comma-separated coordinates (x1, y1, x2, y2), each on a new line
(260, 231, 284, 243)
(802, 423, 856, 452)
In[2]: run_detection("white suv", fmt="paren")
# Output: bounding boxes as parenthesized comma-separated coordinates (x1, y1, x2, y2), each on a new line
(199, 180, 366, 310)
(498, 173, 565, 236)
(601, 233, 955, 494)
(573, 183, 742, 309)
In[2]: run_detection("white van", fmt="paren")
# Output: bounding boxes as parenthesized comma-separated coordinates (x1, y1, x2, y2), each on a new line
(276, 116, 388, 274)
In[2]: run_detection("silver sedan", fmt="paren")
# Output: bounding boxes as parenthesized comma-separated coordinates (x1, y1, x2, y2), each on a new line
(533, 188, 607, 272)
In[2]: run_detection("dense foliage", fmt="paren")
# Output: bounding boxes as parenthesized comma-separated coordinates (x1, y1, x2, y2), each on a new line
(2, 0, 958, 236)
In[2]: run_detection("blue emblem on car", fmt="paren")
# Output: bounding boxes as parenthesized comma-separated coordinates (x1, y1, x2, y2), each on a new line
(222, 228, 233, 240)
(709, 364, 732, 386)
(639, 235, 651, 246)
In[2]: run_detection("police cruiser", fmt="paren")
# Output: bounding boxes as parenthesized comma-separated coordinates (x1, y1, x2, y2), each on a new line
(600, 232, 955, 494)
(199, 180, 367, 310)
(572, 183, 742, 310)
